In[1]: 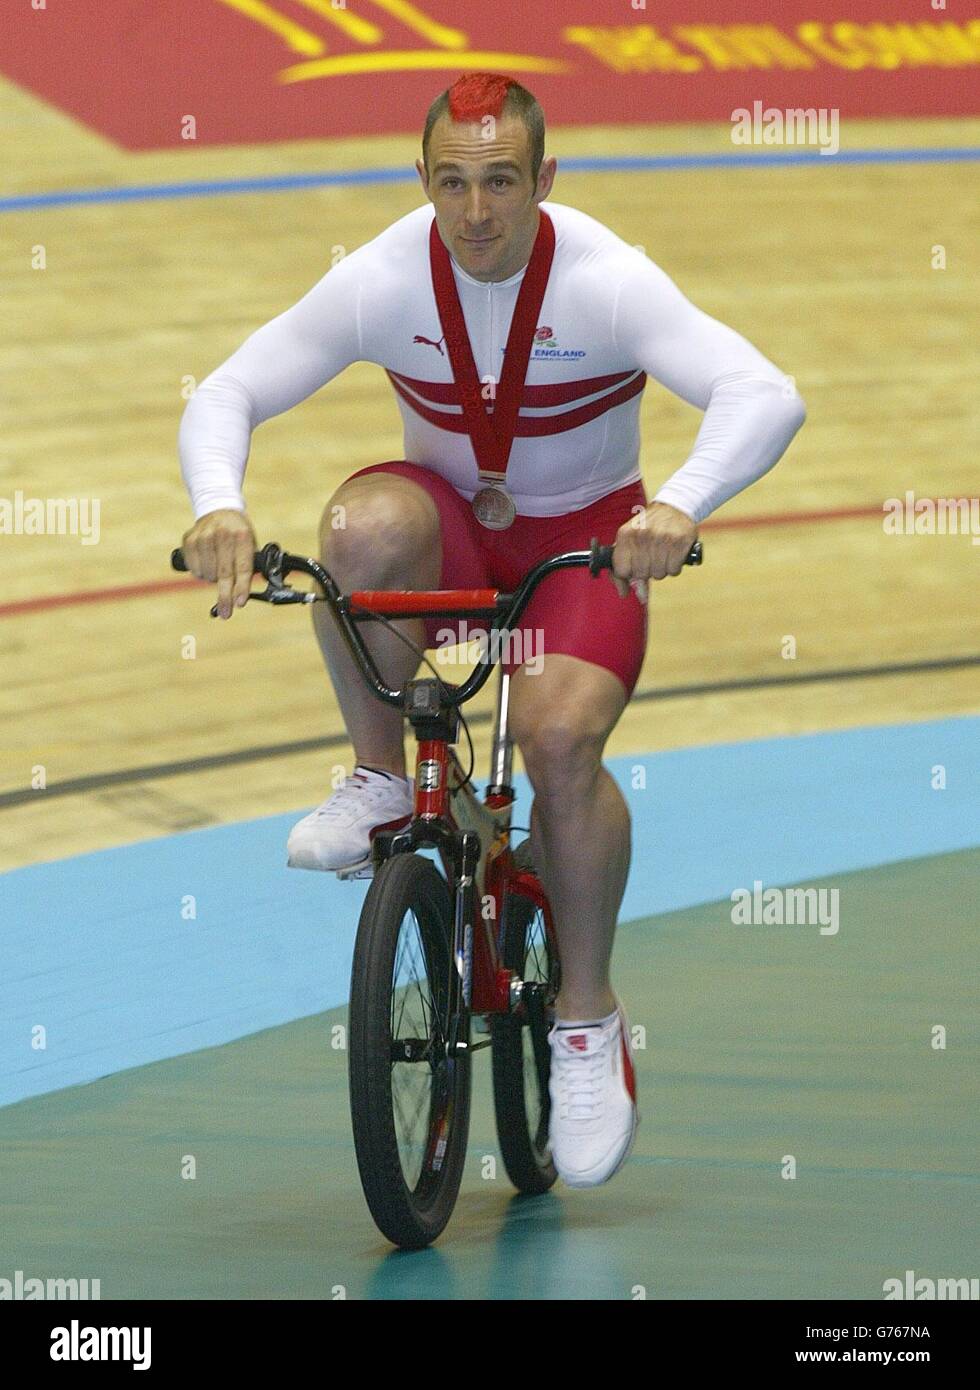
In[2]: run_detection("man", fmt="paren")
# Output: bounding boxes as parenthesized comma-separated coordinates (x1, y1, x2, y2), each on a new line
(178, 73, 805, 1189)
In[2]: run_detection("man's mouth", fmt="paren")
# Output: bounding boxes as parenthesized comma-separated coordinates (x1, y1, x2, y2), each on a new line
(461, 235, 499, 245)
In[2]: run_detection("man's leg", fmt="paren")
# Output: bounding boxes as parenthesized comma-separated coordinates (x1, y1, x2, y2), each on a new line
(313, 473, 442, 778)
(508, 653, 630, 1022)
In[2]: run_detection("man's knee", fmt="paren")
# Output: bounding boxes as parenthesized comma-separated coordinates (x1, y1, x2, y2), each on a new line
(320, 475, 439, 575)
(510, 659, 626, 794)
(512, 706, 610, 794)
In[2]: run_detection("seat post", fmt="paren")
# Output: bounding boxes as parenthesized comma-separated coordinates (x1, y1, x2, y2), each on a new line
(487, 666, 514, 796)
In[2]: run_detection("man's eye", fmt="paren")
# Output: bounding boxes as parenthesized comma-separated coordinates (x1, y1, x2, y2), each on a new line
(491, 178, 512, 188)
(441, 178, 461, 189)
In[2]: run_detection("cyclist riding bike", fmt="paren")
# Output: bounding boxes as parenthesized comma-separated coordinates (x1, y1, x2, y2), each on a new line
(177, 73, 806, 1191)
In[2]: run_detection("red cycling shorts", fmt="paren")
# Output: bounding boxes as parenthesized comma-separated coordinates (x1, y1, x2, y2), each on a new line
(345, 461, 649, 697)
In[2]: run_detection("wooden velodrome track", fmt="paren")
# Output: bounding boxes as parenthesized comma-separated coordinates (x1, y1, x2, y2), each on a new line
(1, 69, 979, 1300)
(1, 91, 977, 868)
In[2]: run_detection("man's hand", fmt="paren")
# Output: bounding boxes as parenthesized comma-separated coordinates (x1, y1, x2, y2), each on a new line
(181, 509, 257, 620)
(609, 502, 699, 605)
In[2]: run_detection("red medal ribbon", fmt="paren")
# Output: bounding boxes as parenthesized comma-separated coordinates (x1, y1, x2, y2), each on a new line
(428, 210, 556, 484)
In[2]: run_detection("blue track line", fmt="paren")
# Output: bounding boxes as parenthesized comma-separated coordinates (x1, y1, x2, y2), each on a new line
(1, 716, 978, 1109)
(2, 146, 978, 213)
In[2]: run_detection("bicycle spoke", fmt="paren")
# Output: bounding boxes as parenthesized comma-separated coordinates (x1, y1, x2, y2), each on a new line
(392, 1065, 433, 1185)
(392, 913, 428, 1033)
(387, 902, 454, 1193)
(522, 912, 552, 1154)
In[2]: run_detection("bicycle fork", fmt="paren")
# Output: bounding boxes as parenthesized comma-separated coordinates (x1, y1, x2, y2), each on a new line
(373, 670, 518, 1058)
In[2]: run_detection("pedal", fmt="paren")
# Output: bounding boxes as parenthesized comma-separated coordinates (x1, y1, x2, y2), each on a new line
(335, 858, 374, 881)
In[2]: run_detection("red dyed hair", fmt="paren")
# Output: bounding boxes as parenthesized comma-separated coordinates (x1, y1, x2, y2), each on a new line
(447, 73, 514, 123)
(422, 74, 545, 179)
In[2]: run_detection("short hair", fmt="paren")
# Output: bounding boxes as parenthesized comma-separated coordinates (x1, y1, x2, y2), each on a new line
(422, 73, 545, 183)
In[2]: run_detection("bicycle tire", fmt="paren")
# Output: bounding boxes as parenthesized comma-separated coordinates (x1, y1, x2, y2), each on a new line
(490, 840, 559, 1195)
(348, 851, 471, 1248)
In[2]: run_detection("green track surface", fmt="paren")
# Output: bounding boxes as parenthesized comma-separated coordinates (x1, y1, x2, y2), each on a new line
(2, 848, 977, 1300)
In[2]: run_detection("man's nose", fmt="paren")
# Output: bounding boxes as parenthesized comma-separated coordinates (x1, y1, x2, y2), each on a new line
(464, 185, 490, 227)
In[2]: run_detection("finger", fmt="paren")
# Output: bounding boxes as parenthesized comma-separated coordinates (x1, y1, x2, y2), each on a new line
(181, 526, 206, 579)
(606, 538, 630, 599)
(666, 539, 691, 577)
(196, 533, 217, 582)
(215, 533, 236, 619)
(631, 577, 649, 606)
(649, 544, 671, 582)
(611, 542, 632, 583)
(644, 542, 675, 581)
(612, 530, 642, 584)
(181, 536, 200, 578)
(232, 532, 254, 608)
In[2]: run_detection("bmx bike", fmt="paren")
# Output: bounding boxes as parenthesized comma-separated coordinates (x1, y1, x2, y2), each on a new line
(172, 534, 702, 1247)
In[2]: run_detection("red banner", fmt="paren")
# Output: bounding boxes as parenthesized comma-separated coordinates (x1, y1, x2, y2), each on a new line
(2, 1, 978, 152)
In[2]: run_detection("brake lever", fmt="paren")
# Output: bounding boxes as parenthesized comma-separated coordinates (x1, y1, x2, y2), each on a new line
(207, 544, 316, 617)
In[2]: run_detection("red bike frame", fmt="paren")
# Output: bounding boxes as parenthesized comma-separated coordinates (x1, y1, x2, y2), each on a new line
(350, 583, 557, 1018)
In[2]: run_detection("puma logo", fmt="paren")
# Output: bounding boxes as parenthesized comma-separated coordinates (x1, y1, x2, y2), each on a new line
(413, 333, 445, 356)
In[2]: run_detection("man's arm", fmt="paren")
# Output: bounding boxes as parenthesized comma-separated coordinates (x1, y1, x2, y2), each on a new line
(609, 254, 806, 597)
(177, 254, 364, 614)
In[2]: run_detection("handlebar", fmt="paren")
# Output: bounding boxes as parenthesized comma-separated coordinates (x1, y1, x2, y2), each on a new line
(170, 536, 702, 710)
(170, 538, 701, 581)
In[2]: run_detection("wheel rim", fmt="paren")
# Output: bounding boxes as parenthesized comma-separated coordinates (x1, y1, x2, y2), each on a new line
(390, 905, 454, 1198)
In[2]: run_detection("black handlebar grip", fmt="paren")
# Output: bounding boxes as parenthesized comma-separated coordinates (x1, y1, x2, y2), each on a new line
(171, 547, 269, 575)
(589, 542, 616, 575)
(588, 536, 703, 575)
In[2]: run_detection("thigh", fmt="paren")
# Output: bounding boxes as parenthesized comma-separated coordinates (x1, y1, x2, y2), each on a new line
(508, 650, 629, 758)
(346, 461, 490, 648)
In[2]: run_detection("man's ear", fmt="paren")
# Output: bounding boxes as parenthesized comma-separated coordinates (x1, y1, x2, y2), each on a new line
(416, 158, 430, 198)
(535, 155, 557, 203)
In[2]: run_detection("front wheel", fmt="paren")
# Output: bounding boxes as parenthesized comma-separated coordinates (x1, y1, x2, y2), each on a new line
(348, 852, 471, 1248)
(490, 840, 560, 1194)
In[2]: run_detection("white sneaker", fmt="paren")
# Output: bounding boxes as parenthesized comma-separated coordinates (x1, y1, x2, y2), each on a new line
(548, 999, 638, 1188)
(286, 766, 413, 875)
